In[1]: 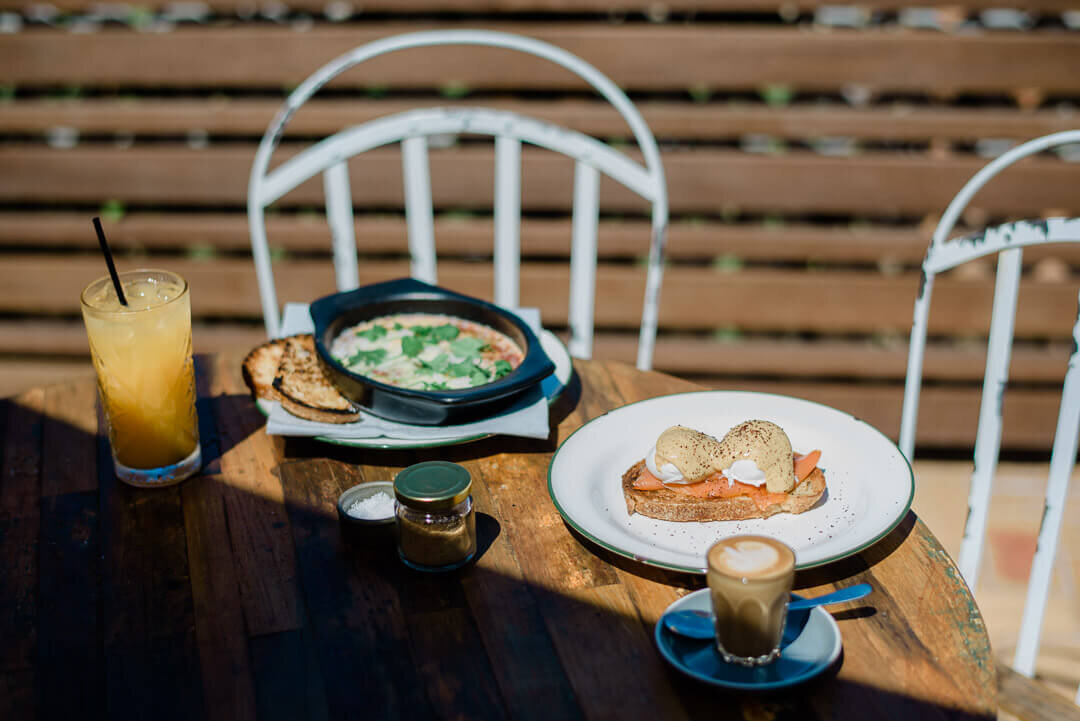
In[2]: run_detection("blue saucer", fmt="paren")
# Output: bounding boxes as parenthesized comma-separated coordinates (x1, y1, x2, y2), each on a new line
(655, 588, 842, 691)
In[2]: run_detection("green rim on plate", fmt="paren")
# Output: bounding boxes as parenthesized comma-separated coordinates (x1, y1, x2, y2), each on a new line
(546, 390, 915, 574)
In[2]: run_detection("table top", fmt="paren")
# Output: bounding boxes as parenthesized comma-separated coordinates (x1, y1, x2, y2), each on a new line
(0, 353, 996, 721)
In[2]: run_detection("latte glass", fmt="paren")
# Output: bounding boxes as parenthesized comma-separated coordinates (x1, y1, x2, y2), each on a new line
(81, 269, 201, 487)
(706, 535, 795, 666)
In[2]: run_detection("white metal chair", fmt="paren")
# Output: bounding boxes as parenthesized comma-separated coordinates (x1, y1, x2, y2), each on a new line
(247, 29, 668, 370)
(899, 130, 1080, 708)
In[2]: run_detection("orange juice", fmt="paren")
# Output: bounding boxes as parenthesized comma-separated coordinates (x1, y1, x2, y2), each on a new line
(81, 269, 200, 484)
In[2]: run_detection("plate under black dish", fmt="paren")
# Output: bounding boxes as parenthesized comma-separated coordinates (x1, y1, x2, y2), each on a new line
(310, 278, 556, 426)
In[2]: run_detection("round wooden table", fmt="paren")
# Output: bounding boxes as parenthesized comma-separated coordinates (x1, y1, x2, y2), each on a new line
(0, 354, 996, 721)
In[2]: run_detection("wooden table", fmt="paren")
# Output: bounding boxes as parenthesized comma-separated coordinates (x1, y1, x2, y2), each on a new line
(0, 354, 996, 721)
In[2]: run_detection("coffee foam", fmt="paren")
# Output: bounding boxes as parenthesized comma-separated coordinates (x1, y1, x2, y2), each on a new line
(709, 536, 793, 578)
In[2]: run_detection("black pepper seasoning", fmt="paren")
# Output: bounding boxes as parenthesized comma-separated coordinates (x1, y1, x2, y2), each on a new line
(394, 461, 476, 572)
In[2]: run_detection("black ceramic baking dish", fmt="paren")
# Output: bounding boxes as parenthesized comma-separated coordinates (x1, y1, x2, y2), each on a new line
(310, 278, 556, 425)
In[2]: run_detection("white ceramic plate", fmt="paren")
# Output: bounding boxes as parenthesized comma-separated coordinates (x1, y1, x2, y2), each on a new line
(258, 329, 572, 450)
(547, 391, 913, 573)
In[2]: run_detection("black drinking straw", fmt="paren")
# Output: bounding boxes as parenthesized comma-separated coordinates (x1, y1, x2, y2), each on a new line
(92, 216, 127, 306)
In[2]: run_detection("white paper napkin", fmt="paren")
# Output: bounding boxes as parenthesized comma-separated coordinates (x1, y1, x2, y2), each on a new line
(264, 303, 551, 441)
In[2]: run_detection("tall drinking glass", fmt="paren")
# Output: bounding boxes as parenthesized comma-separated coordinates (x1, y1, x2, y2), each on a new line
(80, 269, 201, 487)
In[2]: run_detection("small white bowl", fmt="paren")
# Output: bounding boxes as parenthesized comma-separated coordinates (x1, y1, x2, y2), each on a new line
(337, 481, 396, 540)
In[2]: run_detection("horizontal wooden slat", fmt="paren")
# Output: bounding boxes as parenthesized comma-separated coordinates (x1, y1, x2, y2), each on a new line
(996, 666, 1080, 721)
(0, 352, 1058, 450)
(2, 1, 1076, 13)
(635, 336, 1072, 382)
(8, 212, 1080, 267)
(6, 146, 1080, 217)
(708, 379, 1066, 449)
(2, 255, 1076, 338)
(0, 319, 268, 359)
(0, 360, 95, 398)
(6, 98, 1080, 144)
(4, 25, 1080, 94)
(4, 318, 1068, 385)
(0, 212, 932, 262)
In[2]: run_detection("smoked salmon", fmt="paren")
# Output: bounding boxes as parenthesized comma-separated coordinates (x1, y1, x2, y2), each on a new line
(631, 452, 821, 511)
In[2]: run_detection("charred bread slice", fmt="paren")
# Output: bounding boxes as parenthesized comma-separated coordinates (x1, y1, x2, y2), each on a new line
(242, 337, 288, 402)
(272, 334, 362, 424)
(621, 459, 826, 522)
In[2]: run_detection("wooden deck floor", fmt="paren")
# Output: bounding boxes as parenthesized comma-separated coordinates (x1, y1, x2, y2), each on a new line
(912, 459, 1080, 706)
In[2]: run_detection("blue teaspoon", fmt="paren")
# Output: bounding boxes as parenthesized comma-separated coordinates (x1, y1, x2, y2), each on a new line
(663, 583, 873, 640)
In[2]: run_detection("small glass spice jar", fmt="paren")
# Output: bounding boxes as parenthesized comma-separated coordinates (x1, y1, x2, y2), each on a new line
(393, 461, 476, 572)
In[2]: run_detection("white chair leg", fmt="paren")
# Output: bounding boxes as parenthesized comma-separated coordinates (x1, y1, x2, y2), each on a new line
(1013, 292, 1080, 681)
(957, 248, 1022, 589)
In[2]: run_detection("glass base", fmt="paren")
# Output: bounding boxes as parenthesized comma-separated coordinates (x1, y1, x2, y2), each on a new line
(113, 443, 201, 488)
(716, 644, 782, 667)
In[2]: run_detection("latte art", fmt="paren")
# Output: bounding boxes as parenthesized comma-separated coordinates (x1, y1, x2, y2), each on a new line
(721, 540, 781, 575)
(710, 536, 793, 578)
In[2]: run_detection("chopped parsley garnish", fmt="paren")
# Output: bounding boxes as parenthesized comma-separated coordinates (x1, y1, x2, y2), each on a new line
(419, 353, 451, 374)
(449, 336, 488, 358)
(355, 325, 387, 341)
(333, 315, 521, 391)
(447, 360, 477, 378)
(346, 348, 388, 366)
(444, 360, 492, 386)
(401, 335, 424, 358)
(431, 324, 459, 341)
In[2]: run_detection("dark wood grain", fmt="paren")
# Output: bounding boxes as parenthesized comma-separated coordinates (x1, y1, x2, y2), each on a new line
(205, 355, 302, 637)
(0, 356, 999, 721)
(277, 457, 435, 721)
(37, 380, 105, 721)
(458, 457, 584, 721)
(100, 456, 205, 720)
(0, 390, 43, 721)
(183, 356, 258, 721)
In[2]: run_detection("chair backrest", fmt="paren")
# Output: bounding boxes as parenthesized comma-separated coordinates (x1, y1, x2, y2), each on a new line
(248, 29, 668, 370)
(899, 130, 1080, 698)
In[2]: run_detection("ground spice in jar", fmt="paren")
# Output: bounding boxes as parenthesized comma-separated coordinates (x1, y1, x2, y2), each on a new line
(393, 461, 476, 572)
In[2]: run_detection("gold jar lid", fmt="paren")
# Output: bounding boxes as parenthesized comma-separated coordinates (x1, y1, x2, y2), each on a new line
(393, 461, 472, 511)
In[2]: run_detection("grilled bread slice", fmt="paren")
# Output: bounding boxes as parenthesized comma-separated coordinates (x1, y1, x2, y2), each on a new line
(271, 334, 362, 424)
(242, 337, 288, 402)
(621, 459, 826, 522)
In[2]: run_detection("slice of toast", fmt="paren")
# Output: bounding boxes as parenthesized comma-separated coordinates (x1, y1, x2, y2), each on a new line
(621, 459, 826, 522)
(271, 334, 362, 424)
(242, 337, 288, 402)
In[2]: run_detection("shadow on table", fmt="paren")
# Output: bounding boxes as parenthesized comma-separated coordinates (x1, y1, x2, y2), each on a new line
(572, 508, 918, 596)
(5, 383, 992, 721)
(272, 481, 990, 721)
